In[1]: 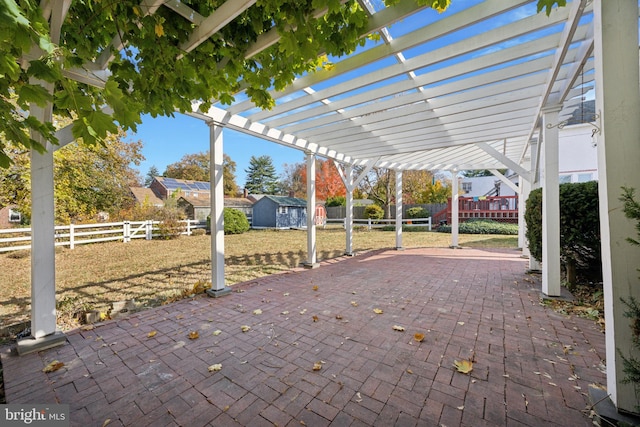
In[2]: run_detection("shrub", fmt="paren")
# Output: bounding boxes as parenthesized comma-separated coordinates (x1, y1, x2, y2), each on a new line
(525, 181, 601, 287)
(207, 208, 250, 235)
(154, 207, 185, 239)
(363, 204, 384, 220)
(326, 196, 346, 207)
(406, 207, 430, 224)
(438, 219, 518, 235)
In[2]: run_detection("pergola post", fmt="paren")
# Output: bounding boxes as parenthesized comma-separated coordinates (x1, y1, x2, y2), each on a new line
(206, 121, 231, 298)
(304, 152, 318, 268)
(450, 170, 459, 248)
(395, 170, 403, 250)
(345, 164, 354, 256)
(541, 106, 562, 297)
(593, 0, 640, 414)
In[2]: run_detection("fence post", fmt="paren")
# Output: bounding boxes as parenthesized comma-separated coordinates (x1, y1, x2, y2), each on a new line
(123, 221, 130, 243)
(368, 218, 372, 230)
(187, 219, 192, 236)
(69, 223, 75, 249)
(146, 220, 152, 240)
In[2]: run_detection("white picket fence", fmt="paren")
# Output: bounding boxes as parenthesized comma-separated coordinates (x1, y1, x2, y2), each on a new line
(0, 219, 207, 253)
(325, 217, 432, 231)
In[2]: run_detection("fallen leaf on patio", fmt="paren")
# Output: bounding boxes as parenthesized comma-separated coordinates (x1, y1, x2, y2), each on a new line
(213, 330, 222, 336)
(300, 309, 307, 315)
(223, 405, 230, 411)
(457, 406, 464, 410)
(81, 325, 94, 331)
(176, 315, 184, 319)
(241, 325, 251, 332)
(312, 362, 323, 371)
(407, 369, 413, 374)
(43, 360, 64, 373)
(147, 331, 157, 338)
(253, 309, 262, 315)
(392, 325, 405, 332)
(457, 322, 465, 326)
(335, 315, 343, 320)
(313, 285, 318, 291)
(373, 308, 383, 314)
(453, 359, 473, 374)
(351, 301, 358, 307)
(355, 392, 362, 402)
(283, 293, 290, 296)
(208, 364, 222, 372)
(281, 311, 290, 315)
(188, 331, 199, 339)
(352, 291, 357, 295)
(300, 421, 307, 426)
(414, 333, 425, 342)
(312, 315, 319, 322)
(102, 419, 111, 427)
(267, 288, 273, 292)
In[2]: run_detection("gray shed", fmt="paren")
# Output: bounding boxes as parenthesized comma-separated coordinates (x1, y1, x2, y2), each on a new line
(251, 195, 307, 229)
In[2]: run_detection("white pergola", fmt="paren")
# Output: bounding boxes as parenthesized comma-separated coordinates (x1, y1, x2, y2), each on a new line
(23, 0, 640, 415)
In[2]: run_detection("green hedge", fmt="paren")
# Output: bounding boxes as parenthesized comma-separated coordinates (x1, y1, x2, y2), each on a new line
(207, 208, 250, 235)
(437, 219, 518, 235)
(525, 181, 601, 286)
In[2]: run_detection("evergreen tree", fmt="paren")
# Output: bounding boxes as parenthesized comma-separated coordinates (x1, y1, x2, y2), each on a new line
(145, 165, 160, 186)
(245, 155, 280, 195)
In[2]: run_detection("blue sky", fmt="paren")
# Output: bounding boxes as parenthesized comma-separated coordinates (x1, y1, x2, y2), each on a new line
(128, 113, 306, 186)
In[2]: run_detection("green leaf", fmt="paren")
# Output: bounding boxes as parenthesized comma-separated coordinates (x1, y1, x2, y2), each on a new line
(0, 53, 22, 80)
(536, 0, 567, 16)
(54, 87, 93, 111)
(27, 59, 62, 83)
(17, 84, 51, 107)
(104, 80, 141, 130)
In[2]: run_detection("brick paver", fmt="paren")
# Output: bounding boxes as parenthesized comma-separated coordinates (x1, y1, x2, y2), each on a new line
(2, 247, 606, 426)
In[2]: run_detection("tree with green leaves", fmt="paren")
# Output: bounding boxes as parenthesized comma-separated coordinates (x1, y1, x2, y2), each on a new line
(145, 165, 160, 186)
(245, 155, 280, 195)
(0, 129, 144, 223)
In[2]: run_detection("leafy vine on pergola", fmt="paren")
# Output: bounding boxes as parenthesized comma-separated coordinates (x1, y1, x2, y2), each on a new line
(0, 0, 562, 168)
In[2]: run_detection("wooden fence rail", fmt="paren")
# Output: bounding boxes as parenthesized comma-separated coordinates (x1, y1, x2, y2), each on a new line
(0, 219, 207, 253)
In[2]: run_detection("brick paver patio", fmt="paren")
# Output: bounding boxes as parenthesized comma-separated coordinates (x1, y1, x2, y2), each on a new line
(2, 247, 606, 426)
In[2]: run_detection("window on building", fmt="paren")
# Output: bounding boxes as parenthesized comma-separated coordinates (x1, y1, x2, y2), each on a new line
(462, 182, 472, 193)
(279, 206, 288, 214)
(577, 173, 593, 183)
(559, 175, 572, 184)
(8, 209, 21, 223)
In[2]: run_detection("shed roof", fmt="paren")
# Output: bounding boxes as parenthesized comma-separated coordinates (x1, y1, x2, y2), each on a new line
(259, 195, 308, 207)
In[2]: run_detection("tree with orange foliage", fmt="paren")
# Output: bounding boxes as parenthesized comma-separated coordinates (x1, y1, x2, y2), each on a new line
(286, 159, 346, 200)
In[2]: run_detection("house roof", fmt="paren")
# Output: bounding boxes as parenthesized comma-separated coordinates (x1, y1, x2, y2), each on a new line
(259, 195, 307, 207)
(130, 187, 164, 206)
(154, 177, 210, 193)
